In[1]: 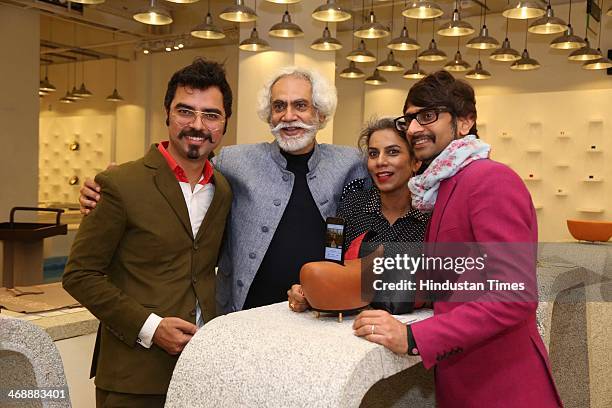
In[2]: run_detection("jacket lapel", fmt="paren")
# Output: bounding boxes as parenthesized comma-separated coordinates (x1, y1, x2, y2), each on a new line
(195, 169, 230, 243)
(427, 177, 458, 243)
(144, 146, 194, 239)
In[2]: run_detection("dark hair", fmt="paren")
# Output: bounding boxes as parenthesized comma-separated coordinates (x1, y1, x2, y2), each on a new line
(164, 58, 233, 133)
(358, 117, 415, 160)
(403, 71, 478, 136)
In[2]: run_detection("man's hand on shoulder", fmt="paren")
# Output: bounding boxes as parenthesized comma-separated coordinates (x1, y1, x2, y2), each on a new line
(79, 163, 116, 215)
(152, 317, 198, 355)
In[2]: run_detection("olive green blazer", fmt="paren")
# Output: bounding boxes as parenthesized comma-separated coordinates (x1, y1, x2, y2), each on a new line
(63, 145, 232, 395)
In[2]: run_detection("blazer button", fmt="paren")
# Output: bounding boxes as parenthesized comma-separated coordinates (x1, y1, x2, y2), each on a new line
(282, 174, 289, 182)
(308, 174, 317, 180)
(192, 277, 197, 284)
(319, 199, 329, 205)
(193, 243, 199, 250)
(237, 280, 244, 287)
(189, 309, 196, 316)
(249, 252, 256, 259)
(261, 226, 269, 233)
(273, 199, 281, 206)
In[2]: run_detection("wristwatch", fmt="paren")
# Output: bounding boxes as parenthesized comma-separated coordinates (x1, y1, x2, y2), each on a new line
(406, 325, 419, 356)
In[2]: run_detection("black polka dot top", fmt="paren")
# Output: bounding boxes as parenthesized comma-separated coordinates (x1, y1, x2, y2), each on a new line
(337, 178, 430, 247)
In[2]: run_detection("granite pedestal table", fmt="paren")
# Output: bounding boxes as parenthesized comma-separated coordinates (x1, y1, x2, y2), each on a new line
(166, 303, 432, 408)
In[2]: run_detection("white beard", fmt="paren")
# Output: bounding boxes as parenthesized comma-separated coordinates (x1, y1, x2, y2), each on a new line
(270, 120, 318, 153)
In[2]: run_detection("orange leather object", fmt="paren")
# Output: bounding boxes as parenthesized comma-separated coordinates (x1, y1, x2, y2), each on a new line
(567, 219, 612, 242)
(300, 258, 372, 312)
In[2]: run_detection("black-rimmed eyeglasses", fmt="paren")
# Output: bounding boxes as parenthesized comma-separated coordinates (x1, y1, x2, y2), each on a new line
(394, 106, 450, 132)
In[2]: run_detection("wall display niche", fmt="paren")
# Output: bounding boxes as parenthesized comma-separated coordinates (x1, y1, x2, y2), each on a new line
(39, 115, 114, 206)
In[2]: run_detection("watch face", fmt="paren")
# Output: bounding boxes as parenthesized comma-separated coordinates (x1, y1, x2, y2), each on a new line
(411, 347, 419, 355)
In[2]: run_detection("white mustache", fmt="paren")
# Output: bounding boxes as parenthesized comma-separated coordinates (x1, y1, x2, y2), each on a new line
(270, 120, 318, 134)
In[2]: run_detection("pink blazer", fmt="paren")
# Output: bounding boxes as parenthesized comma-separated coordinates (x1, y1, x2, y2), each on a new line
(411, 159, 562, 408)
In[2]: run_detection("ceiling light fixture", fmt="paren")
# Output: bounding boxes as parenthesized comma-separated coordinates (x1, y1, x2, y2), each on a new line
(528, 1, 567, 34)
(269, 8, 303, 37)
(503, 0, 546, 20)
(133, 0, 173, 25)
(312, 0, 351, 22)
(354, 6, 390, 39)
(311, 25, 342, 51)
(511, 20, 540, 70)
(220, 0, 257, 23)
(377, 51, 404, 71)
(339, 61, 365, 79)
(192, 1, 226, 39)
(467, 0, 499, 49)
(438, 5, 475, 37)
(347, 39, 376, 62)
(402, 0, 444, 20)
(465, 59, 492, 79)
(582, 10, 612, 70)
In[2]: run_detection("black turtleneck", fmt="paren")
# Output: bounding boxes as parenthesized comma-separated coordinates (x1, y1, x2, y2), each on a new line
(243, 149, 326, 309)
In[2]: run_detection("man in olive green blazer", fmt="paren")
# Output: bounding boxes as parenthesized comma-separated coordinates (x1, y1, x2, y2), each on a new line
(63, 59, 233, 408)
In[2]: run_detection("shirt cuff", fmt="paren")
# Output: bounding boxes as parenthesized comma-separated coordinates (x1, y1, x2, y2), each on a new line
(137, 313, 163, 349)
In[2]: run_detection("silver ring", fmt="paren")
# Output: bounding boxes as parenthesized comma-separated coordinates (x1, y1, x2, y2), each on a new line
(371, 325, 375, 335)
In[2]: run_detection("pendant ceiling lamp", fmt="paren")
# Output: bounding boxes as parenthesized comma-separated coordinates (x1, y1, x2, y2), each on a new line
(438, 6, 474, 37)
(106, 36, 124, 102)
(239, 1, 270, 51)
(465, 59, 492, 79)
(490, 8, 520, 61)
(59, 65, 75, 104)
(220, 0, 257, 23)
(377, 51, 404, 72)
(69, 56, 83, 100)
(39, 65, 56, 93)
(312, 0, 352, 22)
(266, 0, 300, 3)
(347, 39, 376, 62)
(269, 9, 303, 37)
(388, 2, 419, 51)
(503, 0, 546, 20)
(365, 69, 387, 85)
(607, 6, 612, 17)
(528, 1, 567, 34)
(402, 0, 443, 20)
(388, 25, 420, 50)
(511, 20, 540, 70)
(445, 39, 471, 72)
(240, 27, 271, 51)
(339, 61, 366, 79)
(311, 25, 342, 51)
(354, 10, 390, 39)
(582, 11, 612, 70)
(192, 1, 225, 39)
(166, 0, 200, 3)
(549, 0, 584, 49)
(467, 0, 499, 49)
(133, 0, 172, 25)
(567, 38, 601, 61)
(73, 60, 93, 98)
(403, 59, 427, 79)
(419, 20, 446, 61)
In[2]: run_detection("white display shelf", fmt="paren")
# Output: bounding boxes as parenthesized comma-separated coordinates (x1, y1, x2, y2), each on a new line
(500, 132, 512, 140)
(585, 148, 603, 153)
(555, 190, 568, 197)
(534, 204, 543, 210)
(525, 148, 542, 153)
(555, 163, 570, 168)
(583, 177, 603, 182)
(557, 131, 571, 139)
(577, 207, 604, 213)
(523, 175, 541, 181)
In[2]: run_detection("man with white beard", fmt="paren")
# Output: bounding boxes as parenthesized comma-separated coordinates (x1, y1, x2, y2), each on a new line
(79, 66, 366, 313)
(212, 66, 367, 312)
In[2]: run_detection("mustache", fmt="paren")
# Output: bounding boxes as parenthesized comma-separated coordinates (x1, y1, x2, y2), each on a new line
(410, 131, 436, 143)
(270, 120, 318, 134)
(178, 128, 214, 143)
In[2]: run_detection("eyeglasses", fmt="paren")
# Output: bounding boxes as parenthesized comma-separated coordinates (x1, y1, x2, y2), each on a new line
(394, 106, 450, 132)
(171, 107, 225, 131)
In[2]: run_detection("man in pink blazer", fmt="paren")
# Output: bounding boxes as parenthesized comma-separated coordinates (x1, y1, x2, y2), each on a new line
(354, 71, 562, 407)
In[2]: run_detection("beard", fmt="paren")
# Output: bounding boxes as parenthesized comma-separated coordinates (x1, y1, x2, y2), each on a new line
(270, 120, 319, 153)
(178, 128, 213, 160)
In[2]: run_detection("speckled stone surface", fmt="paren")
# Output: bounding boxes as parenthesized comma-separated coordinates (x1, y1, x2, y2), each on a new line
(0, 315, 71, 407)
(166, 303, 431, 408)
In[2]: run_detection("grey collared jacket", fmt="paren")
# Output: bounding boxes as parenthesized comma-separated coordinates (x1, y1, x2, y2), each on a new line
(213, 140, 368, 313)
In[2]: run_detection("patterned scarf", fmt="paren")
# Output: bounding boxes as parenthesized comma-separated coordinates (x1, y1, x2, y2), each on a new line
(408, 135, 490, 212)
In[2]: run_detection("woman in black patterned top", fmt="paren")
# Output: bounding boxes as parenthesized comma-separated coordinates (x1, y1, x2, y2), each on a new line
(288, 117, 429, 314)
(339, 117, 429, 255)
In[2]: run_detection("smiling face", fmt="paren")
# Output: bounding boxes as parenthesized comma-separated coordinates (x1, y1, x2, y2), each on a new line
(167, 85, 225, 164)
(404, 105, 475, 162)
(367, 128, 418, 194)
(269, 75, 322, 154)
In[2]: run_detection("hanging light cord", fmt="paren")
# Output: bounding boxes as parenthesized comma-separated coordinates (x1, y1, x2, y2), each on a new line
(524, 19, 528, 50)
(484, 0, 487, 26)
(568, 0, 572, 23)
(390, 0, 395, 35)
